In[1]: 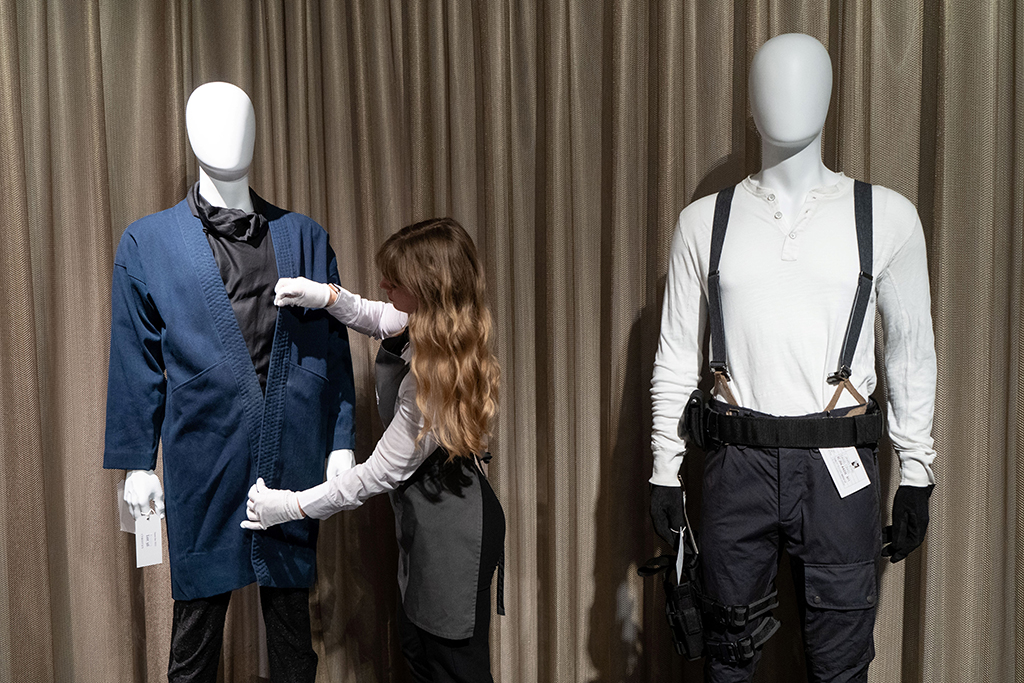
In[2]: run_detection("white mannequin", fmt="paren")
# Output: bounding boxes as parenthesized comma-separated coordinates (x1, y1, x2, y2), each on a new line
(123, 82, 353, 521)
(748, 33, 842, 223)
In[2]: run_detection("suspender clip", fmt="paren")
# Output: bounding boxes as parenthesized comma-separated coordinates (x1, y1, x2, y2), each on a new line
(709, 362, 730, 382)
(827, 366, 852, 385)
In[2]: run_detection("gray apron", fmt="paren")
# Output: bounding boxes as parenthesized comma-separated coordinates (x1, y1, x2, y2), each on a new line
(376, 332, 486, 640)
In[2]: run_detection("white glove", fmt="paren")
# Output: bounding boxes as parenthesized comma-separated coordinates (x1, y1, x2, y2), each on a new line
(240, 477, 304, 530)
(326, 449, 356, 480)
(124, 469, 165, 520)
(274, 277, 333, 309)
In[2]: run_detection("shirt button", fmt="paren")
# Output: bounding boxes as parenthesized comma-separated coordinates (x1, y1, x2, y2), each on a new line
(767, 193, 776, 201)
(813, 596, 822, 605)
(774, 211, 783, 220)
(789, 232, 797, 239)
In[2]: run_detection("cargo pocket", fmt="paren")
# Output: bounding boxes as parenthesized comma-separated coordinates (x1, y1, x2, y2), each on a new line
(804, 561, 877, 610)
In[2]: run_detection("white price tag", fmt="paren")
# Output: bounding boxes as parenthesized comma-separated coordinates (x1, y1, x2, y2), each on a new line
(820, 447, 870, 498)
(135, 514, 163, 568)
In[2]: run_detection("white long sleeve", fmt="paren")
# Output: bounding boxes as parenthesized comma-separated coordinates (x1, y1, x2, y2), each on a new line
(325, 286, 408, 340)
(298, 354, 436, 518)
(650, 175, 936, 487)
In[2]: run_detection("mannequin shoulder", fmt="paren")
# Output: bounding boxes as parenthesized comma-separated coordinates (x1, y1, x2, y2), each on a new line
(679, 191, 721, 222)
(113, 202, 192, 274)
(117, 201, 189, 249)
(866, 184, 923, 241)
(868, 184, 919, 219)
(268, 206, 328, 237)
(674, 192, 720, 237)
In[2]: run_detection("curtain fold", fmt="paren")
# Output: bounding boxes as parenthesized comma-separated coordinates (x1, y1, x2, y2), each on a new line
(1, 1, 1021, 681)
(0, 0, 53, 680)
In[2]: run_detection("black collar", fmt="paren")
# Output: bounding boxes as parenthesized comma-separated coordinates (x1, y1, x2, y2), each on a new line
(187, 182, 268, 243)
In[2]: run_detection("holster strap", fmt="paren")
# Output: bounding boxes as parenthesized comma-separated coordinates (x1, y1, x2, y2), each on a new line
(704, 615, 781, 664)
(699, 589, 779, 629)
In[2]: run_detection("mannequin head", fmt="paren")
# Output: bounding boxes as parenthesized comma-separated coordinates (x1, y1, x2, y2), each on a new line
(749, 34, 832, 149)
(185, 82, 255, 181)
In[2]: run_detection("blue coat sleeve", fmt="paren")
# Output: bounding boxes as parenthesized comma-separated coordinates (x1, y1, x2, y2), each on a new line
(104, 230, 167, 470)
(325, 245, 356, 452)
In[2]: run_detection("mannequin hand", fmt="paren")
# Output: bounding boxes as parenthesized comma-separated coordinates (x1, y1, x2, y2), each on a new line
(240, 478, 304, 530)
(650, 484, 684, 545)
(274, 277, 333, 309)
(326, 449, 356, 480)
(124, 469, 165, 520)
(882, 484, 935, 562)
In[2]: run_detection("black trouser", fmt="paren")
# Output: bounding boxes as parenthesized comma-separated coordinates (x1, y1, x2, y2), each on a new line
(398, 585, 494, 683)
(700, 411, 881, 682)
(167, 586, 317, 683)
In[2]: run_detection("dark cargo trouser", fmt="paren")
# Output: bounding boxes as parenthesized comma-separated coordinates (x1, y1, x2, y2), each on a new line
(699, 408, 881, 683)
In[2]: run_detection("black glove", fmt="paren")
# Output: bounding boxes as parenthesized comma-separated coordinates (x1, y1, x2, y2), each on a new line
(882, 484, 935, 563)
(650, 484, 684, 545)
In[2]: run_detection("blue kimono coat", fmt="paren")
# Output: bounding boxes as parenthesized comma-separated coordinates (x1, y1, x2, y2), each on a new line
(104, 198, 355, 601)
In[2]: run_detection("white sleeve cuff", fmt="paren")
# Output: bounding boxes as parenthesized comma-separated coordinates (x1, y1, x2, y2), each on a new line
(898, 455, 936, 487)
(649, 452, 684, 487)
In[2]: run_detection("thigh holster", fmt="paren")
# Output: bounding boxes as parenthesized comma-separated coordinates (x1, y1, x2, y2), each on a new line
(639, 536, 704, 661)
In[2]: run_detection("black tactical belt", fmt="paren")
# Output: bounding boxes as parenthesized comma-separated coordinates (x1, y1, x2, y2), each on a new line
(703, 408, 883, 449)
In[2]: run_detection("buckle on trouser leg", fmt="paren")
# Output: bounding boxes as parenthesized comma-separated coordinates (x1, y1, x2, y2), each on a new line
(700, 589, 779, 629)
(704, 616, 781, 664)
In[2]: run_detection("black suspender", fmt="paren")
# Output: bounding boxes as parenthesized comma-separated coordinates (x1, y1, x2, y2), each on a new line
(706, 180, 874, 398)
(829, 180, 874, 384)
(707, 185, 735, 380)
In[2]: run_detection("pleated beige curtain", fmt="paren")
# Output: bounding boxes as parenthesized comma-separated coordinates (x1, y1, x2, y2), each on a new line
(0, 1, 1020, 682)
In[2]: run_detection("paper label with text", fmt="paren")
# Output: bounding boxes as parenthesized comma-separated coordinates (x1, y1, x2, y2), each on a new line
(135, 514, 163, 568)
(820, 447, 870, 498)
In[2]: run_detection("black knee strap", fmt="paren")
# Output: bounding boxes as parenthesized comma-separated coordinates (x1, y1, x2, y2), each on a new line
(704, 615, 781, 664)
(699, 589, 779, 629)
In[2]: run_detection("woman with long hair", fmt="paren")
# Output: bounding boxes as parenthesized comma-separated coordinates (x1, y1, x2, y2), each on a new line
(242, 217, 504, 682)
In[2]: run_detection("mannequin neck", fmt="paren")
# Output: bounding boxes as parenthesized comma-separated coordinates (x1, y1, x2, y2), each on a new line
(753, 132, 839, 218)
(198, 167, 253, 212)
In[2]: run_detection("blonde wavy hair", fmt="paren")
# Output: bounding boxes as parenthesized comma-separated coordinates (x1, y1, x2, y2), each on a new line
(376, 218, 500, 460)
